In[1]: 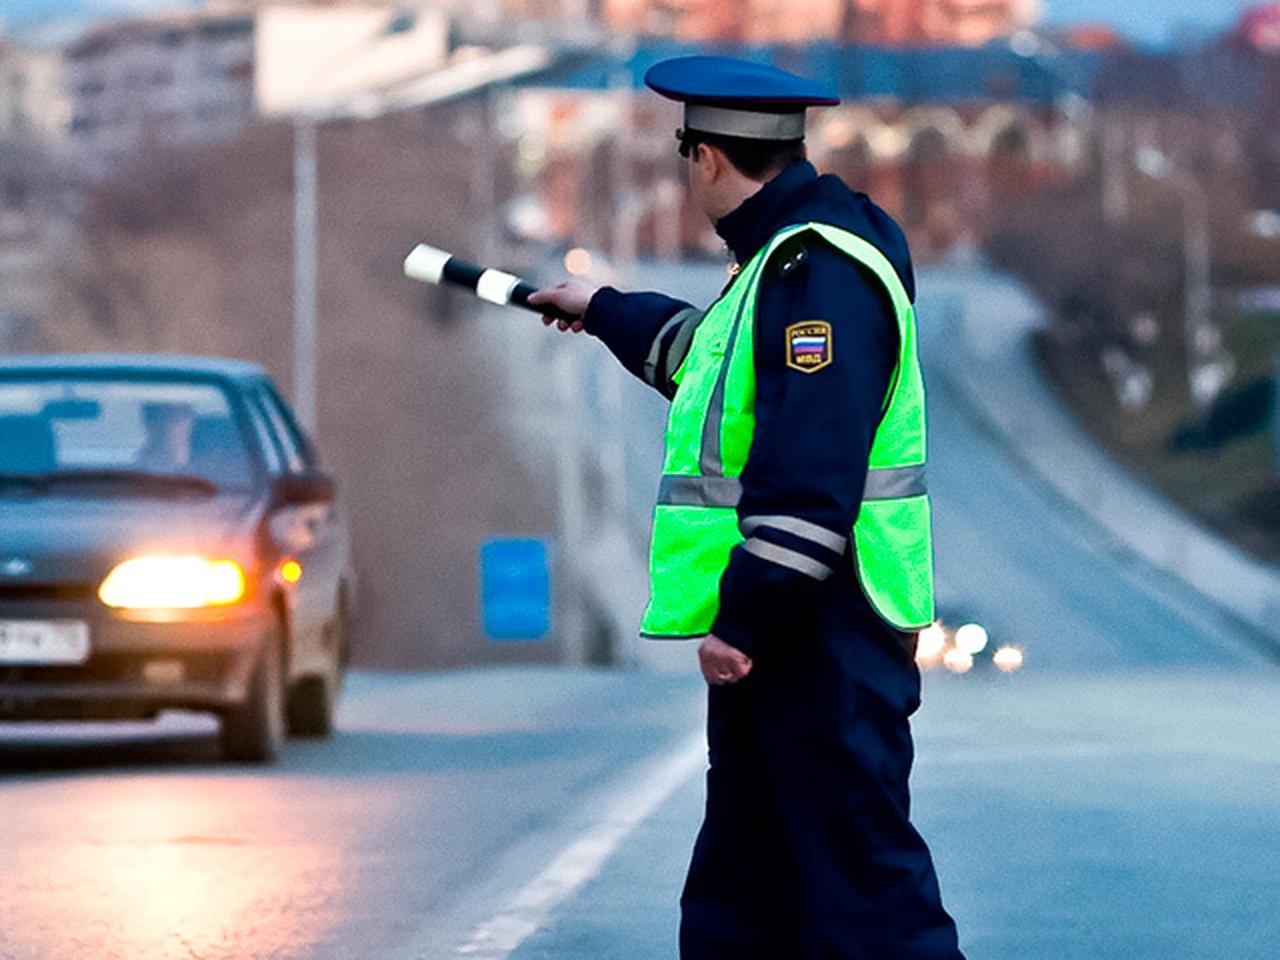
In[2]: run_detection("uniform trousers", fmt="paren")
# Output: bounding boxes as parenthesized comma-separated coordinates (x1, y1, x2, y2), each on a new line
(679, 577, 965, 960)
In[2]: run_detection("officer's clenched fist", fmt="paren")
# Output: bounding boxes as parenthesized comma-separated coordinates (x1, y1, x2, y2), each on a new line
(698, 635, 753, 686)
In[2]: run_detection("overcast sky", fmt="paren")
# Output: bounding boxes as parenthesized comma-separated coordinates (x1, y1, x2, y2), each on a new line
(1043, 0, 1257, 45)
(0, 0, 1265, 47)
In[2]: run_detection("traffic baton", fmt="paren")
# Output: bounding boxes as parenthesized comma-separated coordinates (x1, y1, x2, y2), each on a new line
(403, 244, 580, 322)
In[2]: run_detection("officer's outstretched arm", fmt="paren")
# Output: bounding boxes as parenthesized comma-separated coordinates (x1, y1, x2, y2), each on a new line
(533, 280, 704, 399)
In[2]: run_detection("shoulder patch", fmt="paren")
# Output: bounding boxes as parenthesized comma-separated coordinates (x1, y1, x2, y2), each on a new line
(785, 320, 833, 373)
(773, 238, 809, 279)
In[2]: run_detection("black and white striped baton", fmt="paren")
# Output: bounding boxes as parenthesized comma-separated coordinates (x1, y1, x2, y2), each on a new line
(402, 244, 579, 322)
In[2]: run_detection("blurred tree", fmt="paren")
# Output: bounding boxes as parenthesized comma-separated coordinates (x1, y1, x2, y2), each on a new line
(0, 135, 75, 329)
(1172, 376, 1274, 451)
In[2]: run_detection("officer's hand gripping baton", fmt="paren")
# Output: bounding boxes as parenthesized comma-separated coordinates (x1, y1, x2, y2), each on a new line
(402, 244, 579, 322)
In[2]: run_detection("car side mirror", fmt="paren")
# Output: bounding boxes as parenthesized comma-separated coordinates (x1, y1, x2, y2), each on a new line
(274, 470, 335, 506)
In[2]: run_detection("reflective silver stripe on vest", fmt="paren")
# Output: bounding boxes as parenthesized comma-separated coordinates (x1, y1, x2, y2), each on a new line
(643, 307, 703, 390)
(657, 467, 925, 510)
(666, 310, 703, 385)
(742, 537, 834, 581)
(863, 464, 928, 501)
(658, 474, 743, 508)
(740, 515, 847, 555)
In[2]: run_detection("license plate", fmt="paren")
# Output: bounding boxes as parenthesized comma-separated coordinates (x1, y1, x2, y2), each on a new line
(0, 620, 91, 665)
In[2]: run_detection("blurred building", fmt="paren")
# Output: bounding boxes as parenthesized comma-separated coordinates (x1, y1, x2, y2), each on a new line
(65, 9, 257, 178)
(62, 2, 498, 176)
(595, 0, 1041, 45)
(0, 41, 70, 144)
(844, 0, 1043, 46)
(1091, 32, 1280, 219)
(1236, 3, 1280, 52)
(1056, 24, 1128, 53)
(508, 42, 1096, 259)
(254, 3, 448, 118)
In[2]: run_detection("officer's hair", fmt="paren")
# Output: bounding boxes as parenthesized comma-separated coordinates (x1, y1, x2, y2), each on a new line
(684, 133, 807, 182)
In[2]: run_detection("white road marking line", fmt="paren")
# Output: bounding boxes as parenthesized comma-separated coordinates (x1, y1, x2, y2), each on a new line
(451, 731, 707, 960)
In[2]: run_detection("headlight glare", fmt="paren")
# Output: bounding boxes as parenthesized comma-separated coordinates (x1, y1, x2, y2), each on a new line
(99, 556, 247, 610)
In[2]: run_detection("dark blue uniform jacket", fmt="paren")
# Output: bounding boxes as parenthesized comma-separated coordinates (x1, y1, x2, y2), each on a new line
(583, 161, 915, 656)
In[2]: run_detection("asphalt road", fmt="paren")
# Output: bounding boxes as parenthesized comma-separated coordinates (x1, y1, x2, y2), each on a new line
(2, 268, 1278, 959)
(0, 670, 706, 960)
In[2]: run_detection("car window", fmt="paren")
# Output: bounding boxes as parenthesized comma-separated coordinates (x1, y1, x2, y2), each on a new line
(251, 386, 307, 474)
(0, 377, 256, 490)
(244, 401, 284, 476)
(261, 381, 318, 467)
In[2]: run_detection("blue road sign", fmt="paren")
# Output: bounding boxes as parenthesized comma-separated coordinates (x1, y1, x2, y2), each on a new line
(479, 538, 551, 641)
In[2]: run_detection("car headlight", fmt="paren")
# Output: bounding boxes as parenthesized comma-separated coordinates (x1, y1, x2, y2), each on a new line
(954, 622, 989, 655)
(99, 556, 247, 610)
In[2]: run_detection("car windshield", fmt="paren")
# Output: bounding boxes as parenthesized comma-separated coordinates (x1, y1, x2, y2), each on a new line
(0, 377, 256, 494)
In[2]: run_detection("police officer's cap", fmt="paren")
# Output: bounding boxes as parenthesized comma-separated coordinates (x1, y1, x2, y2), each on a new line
(645, 56, 839, 143)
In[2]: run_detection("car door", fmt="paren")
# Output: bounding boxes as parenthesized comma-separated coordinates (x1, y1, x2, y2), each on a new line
(248, 381, 345, 680)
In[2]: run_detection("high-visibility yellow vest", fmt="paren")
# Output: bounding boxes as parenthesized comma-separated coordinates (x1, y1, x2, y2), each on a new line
(640, 222, 934, 637)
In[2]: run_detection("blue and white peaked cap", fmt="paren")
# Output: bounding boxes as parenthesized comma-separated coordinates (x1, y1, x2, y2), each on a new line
(644, 55, 840, 142)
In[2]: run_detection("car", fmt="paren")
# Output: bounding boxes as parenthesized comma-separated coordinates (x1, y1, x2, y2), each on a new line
(0, 355, 355, 762)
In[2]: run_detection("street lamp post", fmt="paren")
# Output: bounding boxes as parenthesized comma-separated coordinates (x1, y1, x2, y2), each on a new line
(1180, 177, 1217, 404)
(288, 11, 422, 436)
(1135, 147, 1231, 410)
(292, 115, 319, 433)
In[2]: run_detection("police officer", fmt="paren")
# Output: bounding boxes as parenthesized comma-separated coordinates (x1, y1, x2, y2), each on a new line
(530, 56, 965, 960)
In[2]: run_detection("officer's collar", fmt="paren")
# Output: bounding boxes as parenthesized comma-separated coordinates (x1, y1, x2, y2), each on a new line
(715, 160, 819, 266)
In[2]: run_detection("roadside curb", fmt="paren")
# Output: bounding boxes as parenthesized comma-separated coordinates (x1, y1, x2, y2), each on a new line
(930, 270, 1280, 657)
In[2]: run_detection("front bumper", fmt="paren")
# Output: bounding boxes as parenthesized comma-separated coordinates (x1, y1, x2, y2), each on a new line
(0, 593, 272, 721)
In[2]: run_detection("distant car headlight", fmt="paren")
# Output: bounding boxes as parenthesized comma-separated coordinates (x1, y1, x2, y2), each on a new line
(916, 621, 947, 662)
(99, 556, 247, 610)
(954, 622, 989, 655)
(993, 645, 1025, 673)
(942, 647, 974, 674)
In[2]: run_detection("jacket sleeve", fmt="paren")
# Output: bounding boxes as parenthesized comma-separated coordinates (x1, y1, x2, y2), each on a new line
(709, 240, 900, 657)
(583, 287, 705, 399)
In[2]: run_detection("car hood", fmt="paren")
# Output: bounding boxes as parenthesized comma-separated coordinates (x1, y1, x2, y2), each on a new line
(0, 493, 264, 585)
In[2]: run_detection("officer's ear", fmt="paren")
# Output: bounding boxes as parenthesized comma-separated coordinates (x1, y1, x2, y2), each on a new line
(695, 142, 729, 184)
